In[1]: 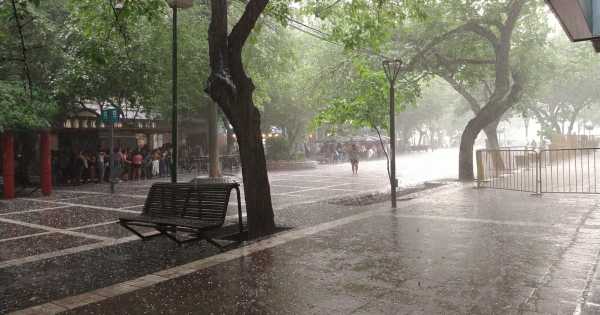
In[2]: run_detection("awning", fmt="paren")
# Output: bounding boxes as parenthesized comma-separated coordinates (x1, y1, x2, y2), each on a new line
(546, 0, 600, 51)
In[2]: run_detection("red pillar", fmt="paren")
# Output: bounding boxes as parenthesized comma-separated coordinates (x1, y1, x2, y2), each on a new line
(40, 131, 52, 196)
(2, 133, 15, 199)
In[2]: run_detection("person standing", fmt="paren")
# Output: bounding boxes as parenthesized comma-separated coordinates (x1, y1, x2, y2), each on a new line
(152, 149, 161, 177)
(97, 150, 106, 183)
(132, 150, 143, 181)
(348, 144, 360, 175)
(88, 153, 97, 183)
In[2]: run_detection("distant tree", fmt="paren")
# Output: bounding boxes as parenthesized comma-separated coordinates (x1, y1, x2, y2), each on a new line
(522, 38, 600, 138)
(314, 0, 548, 180)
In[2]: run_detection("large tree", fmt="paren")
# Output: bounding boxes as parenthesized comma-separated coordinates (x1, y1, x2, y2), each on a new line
(522, 37, 600, 138)
(315, 0, 548, 180)
(205, 0, 277, 238)
(412, 0, 542, 180)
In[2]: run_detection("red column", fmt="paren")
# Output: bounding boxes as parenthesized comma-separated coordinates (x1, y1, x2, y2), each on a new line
(2, 133, 15, 199)
(40, 131, 52, 196)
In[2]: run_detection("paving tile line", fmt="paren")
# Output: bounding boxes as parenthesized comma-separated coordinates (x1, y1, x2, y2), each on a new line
(0, 205, 72, 216)
(0, 220, 120, 244)
(8, 187, 568, 315)
(0, 231, 54, 243)
(519, 202, 600, 313)
(573, 206, 600, 315)
(391, 213, 574, 229)
(8, 206, 390, 315)
(573, 248, 600, 315)
(0, 234, 147, 269)
(0, 217, 115, 243)
(0, 183, 446, 270)
(18, 198, 141, 214)
(0, 213, 245, 269)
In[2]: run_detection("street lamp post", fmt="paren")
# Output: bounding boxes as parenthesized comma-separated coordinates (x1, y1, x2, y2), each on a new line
(166, 0, 193, 183)
(383, 59, 403, 208)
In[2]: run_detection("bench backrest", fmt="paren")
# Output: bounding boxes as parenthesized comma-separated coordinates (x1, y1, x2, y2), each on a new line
(143, 183, 236, 225)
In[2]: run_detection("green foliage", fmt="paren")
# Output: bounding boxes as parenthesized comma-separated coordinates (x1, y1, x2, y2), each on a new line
(519, 36, 600, 137)
(314, 57, 420, 131)
(266, 136, 291, 160)
(306, 0, 429, 51)
(0, 81, 58, 131)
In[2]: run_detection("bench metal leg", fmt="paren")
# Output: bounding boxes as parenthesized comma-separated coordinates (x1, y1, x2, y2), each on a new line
(205, 238, 226, 252)
(120, 222, 147, 240)
(120, 221, 162, 241)
(161, 230, 183, 245)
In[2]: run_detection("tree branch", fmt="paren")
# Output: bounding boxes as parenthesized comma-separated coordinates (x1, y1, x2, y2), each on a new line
(433, 53, 481, 113)
(447, 58, 496, 65)
(10, 0, 33, 99)
(228, 0, 269, 52)
(403, 21, 497, 73)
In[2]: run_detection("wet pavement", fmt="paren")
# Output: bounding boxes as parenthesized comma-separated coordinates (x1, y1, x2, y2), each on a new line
(0, 149, 458, 269)
(4, 181, 600, 314)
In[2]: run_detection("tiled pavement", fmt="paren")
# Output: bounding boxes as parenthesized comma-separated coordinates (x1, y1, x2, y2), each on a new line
(0, 170, 385, 267)
(0, 149, 468, 313)
(7, 184, 600, 314)
(0, 184, 600, 314)
(3, 154, 447, 314)
(0, 150, 459, 272)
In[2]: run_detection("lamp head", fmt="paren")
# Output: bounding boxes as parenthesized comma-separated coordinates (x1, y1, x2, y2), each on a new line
(382, 58, 403, 84)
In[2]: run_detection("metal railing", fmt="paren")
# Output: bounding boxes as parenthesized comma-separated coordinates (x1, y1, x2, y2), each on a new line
(477, 147, 600, 194)
(477, 149, 539, 193)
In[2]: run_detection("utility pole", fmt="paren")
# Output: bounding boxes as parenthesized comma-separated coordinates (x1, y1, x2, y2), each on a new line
(166, 0, 193, 182)
(110, 122, 115, 193)
(383, 59, 403, 208)
(170, 5, 178, 183)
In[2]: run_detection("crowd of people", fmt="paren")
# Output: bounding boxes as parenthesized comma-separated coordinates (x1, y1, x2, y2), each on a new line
(52, 144, 174, 186)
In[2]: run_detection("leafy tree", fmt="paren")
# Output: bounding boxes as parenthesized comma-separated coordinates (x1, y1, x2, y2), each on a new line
(55, 0, 170, 119)
(0, 81, 57, 131)
(0, 0, 63, 124)
(397, 79, 465, 149)
(411, 0, 546, 180)
(313, 0, 549, 180)
(522, 37, 600, 138)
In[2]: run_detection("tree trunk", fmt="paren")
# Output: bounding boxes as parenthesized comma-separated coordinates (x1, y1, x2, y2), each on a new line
(208, 101, 221, 178)
(206, 0, 275, 238)
(483, 120, 505, 171)
(483, 123, 500, 149)
(286, 124, 301, 159)
(459, 119, 481, 181)
(235, 103, 275, 238)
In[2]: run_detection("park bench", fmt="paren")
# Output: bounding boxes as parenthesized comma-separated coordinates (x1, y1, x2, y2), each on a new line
(119, 182, 242, 248)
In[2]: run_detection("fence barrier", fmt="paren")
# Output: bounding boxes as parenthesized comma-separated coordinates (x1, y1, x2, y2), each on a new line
(476, 148, 600, 194)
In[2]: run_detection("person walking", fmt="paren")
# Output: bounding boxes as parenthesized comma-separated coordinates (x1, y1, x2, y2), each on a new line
(348, 144, 360, 175)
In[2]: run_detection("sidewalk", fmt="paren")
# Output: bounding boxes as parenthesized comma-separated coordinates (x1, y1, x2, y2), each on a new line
(9, 184, 600, 314)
